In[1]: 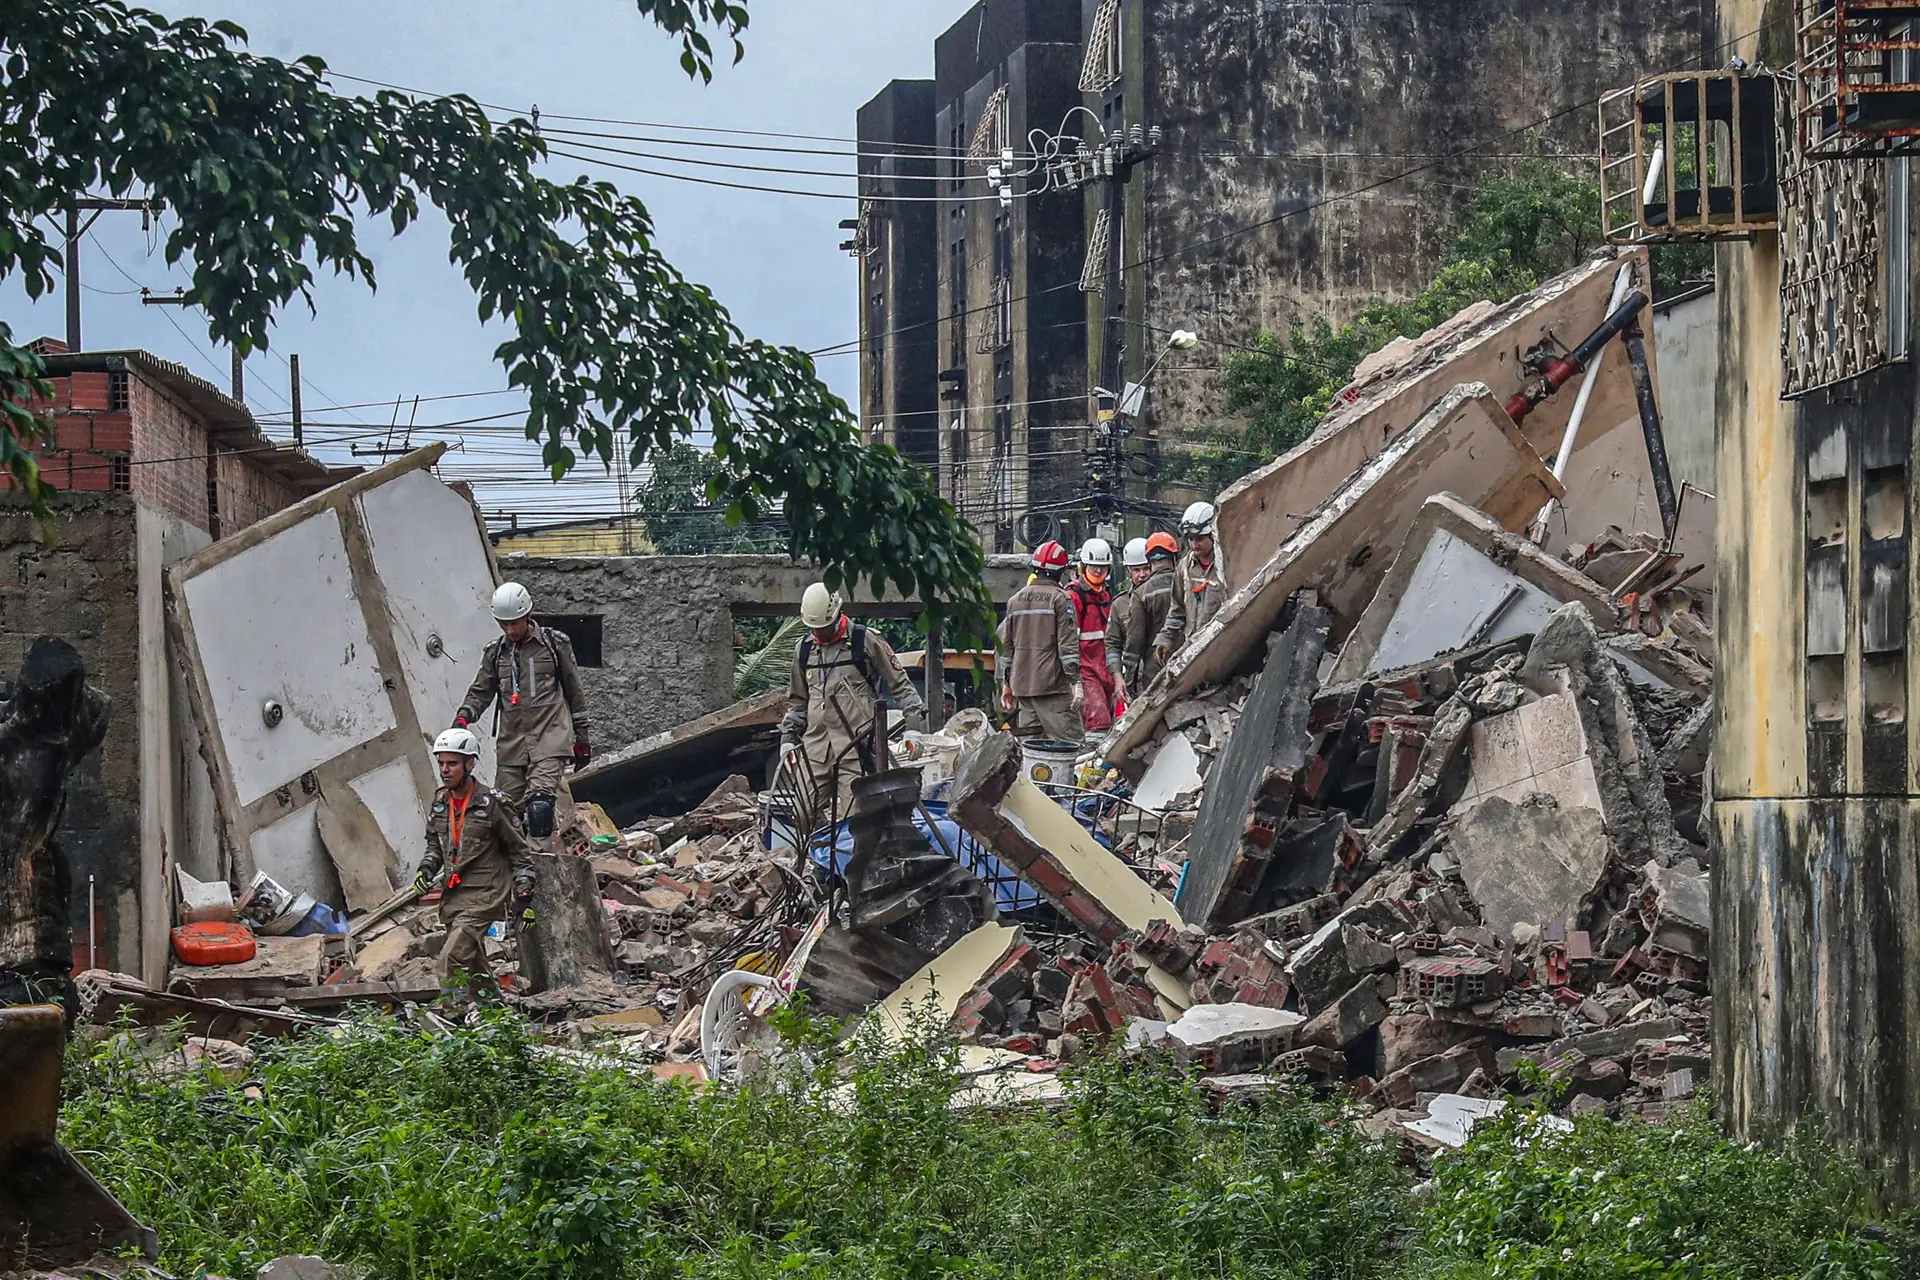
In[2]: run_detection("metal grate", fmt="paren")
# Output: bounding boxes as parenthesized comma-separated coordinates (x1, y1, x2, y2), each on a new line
(1779, 102, 1892, 396)
(1080, 209, 1112, 293)
(1599, 71, 1781, 244)
(1795, 0, 1920, 159)
(968, 86, 1009, 161)
(973, 276, 1012, 353)
(1079, 0, 1123, 94)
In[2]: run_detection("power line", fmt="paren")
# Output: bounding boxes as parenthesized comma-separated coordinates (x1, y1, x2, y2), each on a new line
(546, 147, 1024, 202)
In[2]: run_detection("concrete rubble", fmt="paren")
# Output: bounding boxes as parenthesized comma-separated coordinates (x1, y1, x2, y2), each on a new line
(114, 249, 1721, 1151)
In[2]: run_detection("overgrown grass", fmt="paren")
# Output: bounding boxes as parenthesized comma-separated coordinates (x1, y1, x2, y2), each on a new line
(60, 1013, 1911, 1279)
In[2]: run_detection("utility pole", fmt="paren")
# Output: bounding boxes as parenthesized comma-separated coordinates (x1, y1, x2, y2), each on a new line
(230, 348, 244, 404)
(63, 195, 157, 351)
(1087, 126, 1158, 541)
(289, 354, 303, 446)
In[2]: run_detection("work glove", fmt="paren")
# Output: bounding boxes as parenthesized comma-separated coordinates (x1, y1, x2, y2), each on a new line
(516, 894, 536, 932)
(573, 740, 592, 772)
(453, 713, 470, 729)
(412, 866, 437, 897)
(1152, 643, 1170, 665)
(1069, 683, 1085, 713)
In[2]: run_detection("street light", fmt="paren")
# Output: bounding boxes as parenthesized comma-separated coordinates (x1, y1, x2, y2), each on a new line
(1118, 328, 1200, 418)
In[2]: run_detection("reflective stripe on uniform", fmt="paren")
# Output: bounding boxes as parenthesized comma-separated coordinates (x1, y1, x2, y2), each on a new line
(1079, 629, 1106, 640)
(1006, 608, 1056, 618)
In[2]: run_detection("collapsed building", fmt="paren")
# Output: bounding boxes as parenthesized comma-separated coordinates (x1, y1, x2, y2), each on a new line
(83, 243, 1717, 1153)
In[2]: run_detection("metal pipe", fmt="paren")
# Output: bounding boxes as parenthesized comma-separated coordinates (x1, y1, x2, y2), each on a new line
(65, 204, 82, 351)
(1621, 318, 1679, 542)
(1504, 288, 1651, 424)
(1530, 264, 1635, 542)
(87, 874, 96, 972)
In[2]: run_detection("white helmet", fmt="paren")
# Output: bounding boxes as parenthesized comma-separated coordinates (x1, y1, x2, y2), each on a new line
(1122, 537, 1149, 567)
(491, 581, 533, 622)
(1078, 537, 1112, 567)
(800, 582, 843, 630)
(1180, 501, 1217, 537)
(432, 727, 481, 759)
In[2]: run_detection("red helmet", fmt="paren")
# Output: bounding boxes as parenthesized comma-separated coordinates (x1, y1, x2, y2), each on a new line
(1144, 531, 1179, 561)
(1030, 539, 1070, 571)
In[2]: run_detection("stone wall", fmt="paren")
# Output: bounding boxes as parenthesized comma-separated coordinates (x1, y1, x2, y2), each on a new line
(507, 554, 1033, 752)
(0, 494, 143, 971)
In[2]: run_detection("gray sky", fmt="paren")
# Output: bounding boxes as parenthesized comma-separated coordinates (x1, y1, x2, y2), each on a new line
(1, 0, 958, 528)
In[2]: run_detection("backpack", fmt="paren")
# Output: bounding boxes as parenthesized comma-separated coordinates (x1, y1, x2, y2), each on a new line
(797, 624, 878, 688)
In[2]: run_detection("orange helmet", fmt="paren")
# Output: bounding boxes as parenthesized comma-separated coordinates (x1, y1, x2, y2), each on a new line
(1030, 540, 1070, 572)
(1144, 531, 1179, 561)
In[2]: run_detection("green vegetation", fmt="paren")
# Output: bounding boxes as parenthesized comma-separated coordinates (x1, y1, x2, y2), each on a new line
(634, 441, 787, 556)
(1167, 157, 1713, 491)
(2, 3, 993, 638)
(62, 1012, 1909, 1280)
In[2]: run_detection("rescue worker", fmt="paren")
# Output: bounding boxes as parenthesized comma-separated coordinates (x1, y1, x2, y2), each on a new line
(412, 727, 537, 996)
(997, 539, 1083, 743)
(1112, 532, 1178, 696)
(1153, 501, 1229, 667)
(1067, 537, 1118, 732)
(454, 582, 590, 846)
(779, 583, 925, 814)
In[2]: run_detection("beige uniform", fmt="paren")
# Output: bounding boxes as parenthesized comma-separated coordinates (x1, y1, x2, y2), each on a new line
(1154, 552, 1228, 658)
(780, 625, 925, 814)
(997, 578, 1083, 743)
(1108, 566, 1176, 691)
(418, 783, 536, 987)
(457, 622, 589, 806)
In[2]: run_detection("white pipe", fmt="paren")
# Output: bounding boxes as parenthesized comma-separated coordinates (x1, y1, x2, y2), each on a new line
(1530, 263, 1635, 545)
(1641, 143, 1667, 207)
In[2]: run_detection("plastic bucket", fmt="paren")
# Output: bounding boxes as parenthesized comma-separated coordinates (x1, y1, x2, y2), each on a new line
(1021, 738, 1081, 787)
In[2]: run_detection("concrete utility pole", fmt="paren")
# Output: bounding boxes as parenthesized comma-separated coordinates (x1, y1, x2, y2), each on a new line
(1088, 127, 1159, 538)
(63, 196, 156, 351)
(289, 353, 303, 445)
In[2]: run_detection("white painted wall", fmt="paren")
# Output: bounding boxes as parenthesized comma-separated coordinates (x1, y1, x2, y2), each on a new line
(182, 508, 396, 807)
(357, 468, 500, 782)
(1653, 287, 1719, 494)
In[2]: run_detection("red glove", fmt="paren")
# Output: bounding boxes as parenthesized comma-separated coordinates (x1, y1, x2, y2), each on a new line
(573, 741, 592, 772)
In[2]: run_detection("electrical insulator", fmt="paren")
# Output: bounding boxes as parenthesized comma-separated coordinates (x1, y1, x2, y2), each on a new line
(988, 164, 1003, 183)
(1148, 125, 1163, 147)
(1129, 123, 1143, 146)
(1000, 146, 1015, 167)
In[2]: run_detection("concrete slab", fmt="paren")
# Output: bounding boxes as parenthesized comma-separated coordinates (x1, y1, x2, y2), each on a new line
(870, 922, 1022, 1042)
(1105, 383, 1561, 767)
(1449, 795, 1611, 938)
(1181, 607, 1329, 928)
(1133, 734, 1203, 813)
(1216, 249, 1656, 586)
(952, 733, 1182, 944)
(571, 689, 788, 828)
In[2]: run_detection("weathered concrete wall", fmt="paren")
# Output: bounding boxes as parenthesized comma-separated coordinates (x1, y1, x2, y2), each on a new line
(0, 494, 143, 974)
(1709, 0, 1920, 1203)
(1134, 0, 1714, 441)
(508, 554, 1033, 752)
(1653, 286, 1720, 494)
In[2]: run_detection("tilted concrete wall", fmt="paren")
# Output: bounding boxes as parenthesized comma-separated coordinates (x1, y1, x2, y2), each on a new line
(507, 554, 1032, 752)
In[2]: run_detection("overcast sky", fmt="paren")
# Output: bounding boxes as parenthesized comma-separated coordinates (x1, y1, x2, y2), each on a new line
(0, 0, 959, 527)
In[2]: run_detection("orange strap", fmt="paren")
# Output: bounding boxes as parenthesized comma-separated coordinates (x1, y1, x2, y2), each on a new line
(448, 792, 471, 856)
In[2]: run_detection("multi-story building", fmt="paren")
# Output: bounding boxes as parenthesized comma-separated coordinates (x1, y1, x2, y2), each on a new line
(929, 0, 1087, 551)
(855, 80, 942, 476)
(1077, 0, 1711, 502)
(858, 0, 1709, 551)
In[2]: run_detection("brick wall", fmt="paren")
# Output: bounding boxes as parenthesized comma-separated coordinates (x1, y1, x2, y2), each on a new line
(21, 368, 302, 535)
(125, 374, 211, 528)
(217, 445, 298, 534)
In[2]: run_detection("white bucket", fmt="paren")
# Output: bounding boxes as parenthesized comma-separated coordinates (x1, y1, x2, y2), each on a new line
(1020, 738, 1081, 787)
